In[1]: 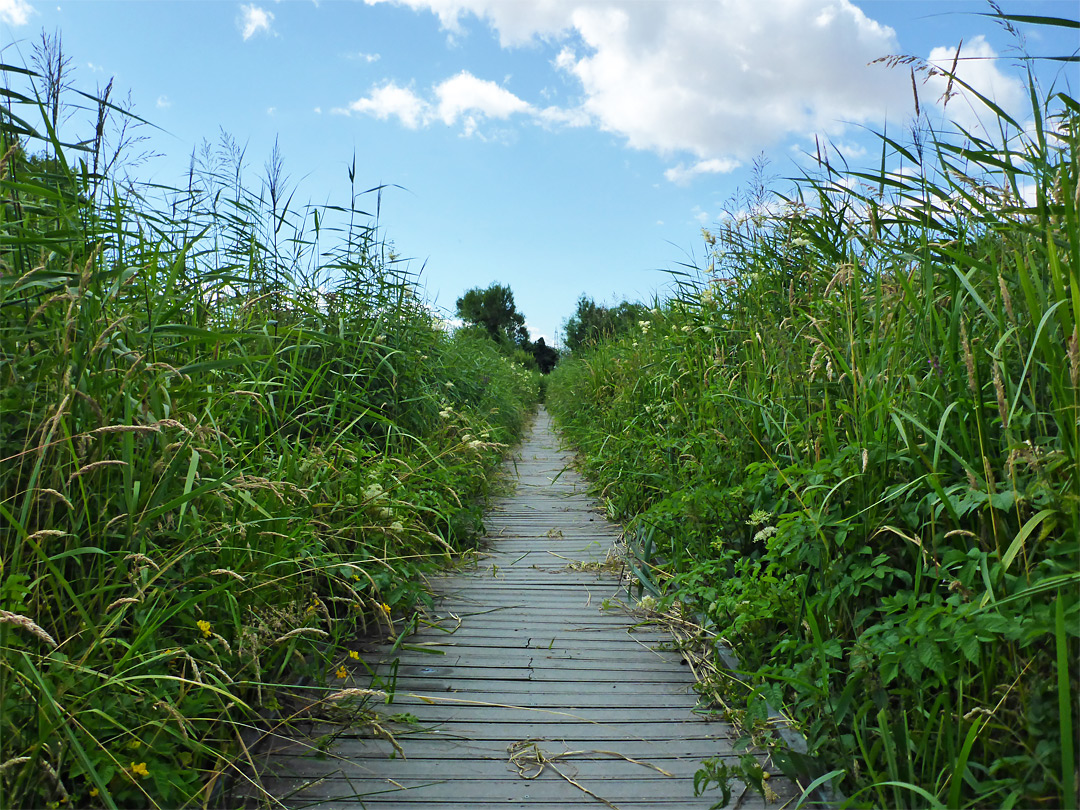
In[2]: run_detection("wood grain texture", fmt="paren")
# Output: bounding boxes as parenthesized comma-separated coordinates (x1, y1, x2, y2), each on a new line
(240, 409, 799, 809)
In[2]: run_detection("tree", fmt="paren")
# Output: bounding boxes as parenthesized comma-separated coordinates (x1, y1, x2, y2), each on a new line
(531, 337, 559, 374)
(456, 283, 529, 348)
(563, 295, 646, 353)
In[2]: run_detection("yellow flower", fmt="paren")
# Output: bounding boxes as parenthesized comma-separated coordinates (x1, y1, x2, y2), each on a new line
(348, 650, 359, 660)
(335, 665, 348, 679)
(380, 602, 391, 616)
(89, 788, 99, 798)
(131, 761, 149, 778)
(197, 620, 211, 638)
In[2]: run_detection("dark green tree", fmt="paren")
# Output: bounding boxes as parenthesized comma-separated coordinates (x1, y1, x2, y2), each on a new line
(530, 336, 559, 374)
(563, 295, 646, 353)
(456, 283, 529, 348)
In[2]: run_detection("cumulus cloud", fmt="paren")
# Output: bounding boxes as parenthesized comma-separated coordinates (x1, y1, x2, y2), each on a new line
(435, 71, 531, 124)
(340, 81, 429, 128)
(337, 71, 534, 134)
(664, 158, 740, 186)
(924, 36, 1027, 137)
(0, 0, 34, 26)
(364, 0, 909, 159)
(554, 1, 907, 159)
(238, 3, 274, 40)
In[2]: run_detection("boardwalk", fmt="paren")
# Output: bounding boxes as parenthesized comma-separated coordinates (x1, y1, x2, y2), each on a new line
(245, 409, 798, 809)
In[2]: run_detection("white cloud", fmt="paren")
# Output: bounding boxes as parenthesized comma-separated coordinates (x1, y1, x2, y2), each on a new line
(0, 0, 34, 26)
(664, 158, 740, 185)
(347, 51, 382, 63)
(338, 71, 533, 135)
(238, 3, 274, 40)
(434, 71, 531, 125)
(339, 81, 429, 128)
(156, 95, 171, 109)
(363, 0, 910, 166)
(925, 36, 1027, 138)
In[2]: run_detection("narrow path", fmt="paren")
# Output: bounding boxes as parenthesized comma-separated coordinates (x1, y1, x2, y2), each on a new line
(248, 409, 796, 809)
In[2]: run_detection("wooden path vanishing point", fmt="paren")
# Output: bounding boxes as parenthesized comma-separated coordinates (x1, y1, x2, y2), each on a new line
(245, 408, 799, 809)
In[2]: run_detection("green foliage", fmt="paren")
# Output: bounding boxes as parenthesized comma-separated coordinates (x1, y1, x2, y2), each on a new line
(455, 282, 529, 348)
(549, 17, 1079, 810)
(563, 294, 647, 353)
(0, 63, 536, 808)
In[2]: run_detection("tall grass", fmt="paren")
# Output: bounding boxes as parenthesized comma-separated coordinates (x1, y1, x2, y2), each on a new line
(550, 14, 1077, 809)
(0, 63, 537, 807)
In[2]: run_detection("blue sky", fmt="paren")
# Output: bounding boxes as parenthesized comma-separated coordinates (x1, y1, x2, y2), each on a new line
(1, 0, 1076, 343)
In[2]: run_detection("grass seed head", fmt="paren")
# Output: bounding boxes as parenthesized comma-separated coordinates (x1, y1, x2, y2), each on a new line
(0, 610, 58, 647)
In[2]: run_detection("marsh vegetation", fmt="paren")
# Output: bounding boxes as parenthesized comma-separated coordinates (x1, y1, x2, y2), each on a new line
(549, 14, 1078, 808)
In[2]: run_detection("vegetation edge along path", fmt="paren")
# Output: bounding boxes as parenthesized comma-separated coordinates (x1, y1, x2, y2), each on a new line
(239, 408, 802, 808)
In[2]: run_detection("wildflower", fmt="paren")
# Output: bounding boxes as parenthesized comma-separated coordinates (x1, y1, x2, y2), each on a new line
(380, 602, 392, 616)
(638, 320, 650, 332)
(335, 665, 348, 679)
(753, 526, 778, 542)
(349, 650, 360, 660)
(89, 788, 99, 798)
(374, 334, 386, 344)
(197, 620, 211, 638)
(130, 762, 149, 778)
(362, 483, 384, 501)
(681, 325, 691, 332)
(791, 237, 811, 248)
(746, 510, 771, 526)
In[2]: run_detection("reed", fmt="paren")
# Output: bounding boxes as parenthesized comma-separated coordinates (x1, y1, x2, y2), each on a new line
(550, 12, 1078, 808)
(0, 62, 537, 808)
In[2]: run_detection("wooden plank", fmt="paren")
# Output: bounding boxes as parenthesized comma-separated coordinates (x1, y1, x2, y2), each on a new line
(245, 775, 796, 807)
(370, 678, 698, 697)
(257, 737, 738, 761)
(304, 720, 735, 742)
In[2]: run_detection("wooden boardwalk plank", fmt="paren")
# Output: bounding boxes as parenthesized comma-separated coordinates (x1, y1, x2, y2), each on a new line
(241, 409, 798, 809)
